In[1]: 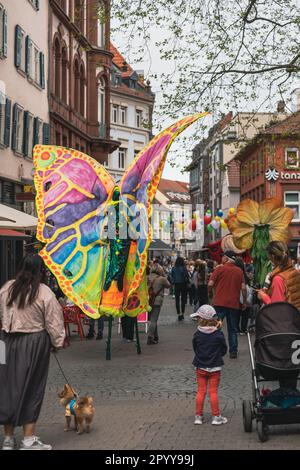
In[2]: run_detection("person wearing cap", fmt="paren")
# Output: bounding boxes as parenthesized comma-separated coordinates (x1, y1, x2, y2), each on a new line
(208, 251, 247, 359)
(191, 305, 228, 426)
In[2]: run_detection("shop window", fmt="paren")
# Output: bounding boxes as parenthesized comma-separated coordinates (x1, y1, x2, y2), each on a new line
(285, 192, 300, 221)
(285, 148, 299, 168)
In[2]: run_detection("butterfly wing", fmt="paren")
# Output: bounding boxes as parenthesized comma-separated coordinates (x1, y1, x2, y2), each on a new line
(119, 112, 209, 315)
(33, 145, 115, 319)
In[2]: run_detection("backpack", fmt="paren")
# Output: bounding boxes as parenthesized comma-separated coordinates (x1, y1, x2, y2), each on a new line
(148, 278, 164, 307)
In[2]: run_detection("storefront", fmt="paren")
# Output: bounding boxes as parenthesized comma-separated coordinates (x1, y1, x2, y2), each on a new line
(0, 229, 31, 286)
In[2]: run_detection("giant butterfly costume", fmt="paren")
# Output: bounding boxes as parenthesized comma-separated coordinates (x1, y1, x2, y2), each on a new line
(33, 113, 207, 353)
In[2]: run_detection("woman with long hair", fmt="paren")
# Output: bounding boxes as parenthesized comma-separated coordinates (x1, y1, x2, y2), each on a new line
(0, 254, 65, 450)
(258, 241, 300, 308)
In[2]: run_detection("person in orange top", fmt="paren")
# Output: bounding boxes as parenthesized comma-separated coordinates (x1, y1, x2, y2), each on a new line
(258, 241, 300, 311)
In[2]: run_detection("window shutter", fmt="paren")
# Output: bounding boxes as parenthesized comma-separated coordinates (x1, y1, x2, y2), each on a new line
(35, 0, 40, 11)
(43, 122, 50, 144)
(3, 10, 7, 57)
(4, 98, 11, 147)
(33, 117, 40, 146)
(25, 36, 31, 76)
(11, 103, 18, 151)
(40, 52, 45, 89)
(23, 111, 29, 156)
(14, 25, 22, 68)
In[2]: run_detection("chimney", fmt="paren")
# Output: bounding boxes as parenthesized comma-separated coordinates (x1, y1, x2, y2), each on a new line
(277, 100, 285, 113)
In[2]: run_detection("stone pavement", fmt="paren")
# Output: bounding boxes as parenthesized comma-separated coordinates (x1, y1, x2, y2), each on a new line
(13, 296, 300, 449)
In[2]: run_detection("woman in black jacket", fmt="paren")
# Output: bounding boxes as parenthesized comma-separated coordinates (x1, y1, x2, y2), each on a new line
(191, 304, 228, 426)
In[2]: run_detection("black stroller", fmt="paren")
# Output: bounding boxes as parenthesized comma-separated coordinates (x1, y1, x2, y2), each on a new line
(243, 302, 300, 442)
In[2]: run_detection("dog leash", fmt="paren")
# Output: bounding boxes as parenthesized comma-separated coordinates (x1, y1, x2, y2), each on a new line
(52, 352, 78, 398)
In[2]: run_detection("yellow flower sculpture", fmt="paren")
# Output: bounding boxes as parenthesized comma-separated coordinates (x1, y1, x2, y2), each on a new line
(228, 198, 293, 286)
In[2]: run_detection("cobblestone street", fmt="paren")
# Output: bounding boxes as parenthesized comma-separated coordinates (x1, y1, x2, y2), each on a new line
(14, 296, 300, 450)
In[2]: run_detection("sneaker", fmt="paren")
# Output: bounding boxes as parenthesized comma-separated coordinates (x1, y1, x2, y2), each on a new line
(212, 415, 228, 425)
(2, 436, 16, 450)
(239, 331, 247, 336)
(147, 338, 158, 345)
(20, 436, 52, 450)
(194, 415, 203, 425)
(229, 352, 237, 359)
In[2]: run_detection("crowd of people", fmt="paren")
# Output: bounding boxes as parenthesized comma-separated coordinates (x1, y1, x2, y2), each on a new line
(1, 241, 300, 448)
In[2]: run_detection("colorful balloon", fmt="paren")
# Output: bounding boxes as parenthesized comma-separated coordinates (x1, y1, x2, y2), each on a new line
(221, 219, 228, 229)
(207, 224, 213, 232)
(191, 219, 197, 231)
(204, 215, 212, 225)
(215, 216, 221, 222)
(217, 209, 223, 217)
(229, 207, 235, 214)
(211, 220, 220, 230)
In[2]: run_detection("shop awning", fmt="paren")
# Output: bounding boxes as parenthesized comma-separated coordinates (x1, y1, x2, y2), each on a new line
(0, 204, 38, 230)
(149, 239, 172, 252)
(0, 229, 31, 239)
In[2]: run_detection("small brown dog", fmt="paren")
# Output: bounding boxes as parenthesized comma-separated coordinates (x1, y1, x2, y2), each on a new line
(58, 384, 95, 434)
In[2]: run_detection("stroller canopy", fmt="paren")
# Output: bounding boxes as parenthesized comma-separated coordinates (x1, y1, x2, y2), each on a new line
(255, 302, 300, 371)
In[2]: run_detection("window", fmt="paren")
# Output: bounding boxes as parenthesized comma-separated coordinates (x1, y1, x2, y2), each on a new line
(56, 131, 61, 146)
(61, 46, 68, 103)
(2, 181, 15, 205)
(54, 39, 61, 98)
(136, 109, 143, 128)
(285, 192, 300, 221)
(12, 104, 24, 154)
(0, 6, 7, 58)
(285, 148, 299, 168)
(15, 25, 25, 71)
(23, 111, 34, 158)
(0, 91, 5, 145)
(134, 149, 140, 159)
(74, 60, 80, 111)
(74, 0, 84, 33)
(80, 64, 85, 116)
(118, 148, 126, 169)
(120, 106, 127, 125)
(62, 134, 68, 147)
(27, 0, 40, 10)
(111, 104, 118, 124)
(98, 77, 105, 124)
(97, 19, 105, 48)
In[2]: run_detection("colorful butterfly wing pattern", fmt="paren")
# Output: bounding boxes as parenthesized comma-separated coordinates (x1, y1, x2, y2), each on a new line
(33, 145, 115, 319)
(120, 112, 209, 314)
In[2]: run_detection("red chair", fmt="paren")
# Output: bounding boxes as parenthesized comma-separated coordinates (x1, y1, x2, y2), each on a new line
(63, 306, 85, 341)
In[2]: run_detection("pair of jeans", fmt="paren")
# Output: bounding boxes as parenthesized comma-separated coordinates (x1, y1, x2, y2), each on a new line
(215, 306, 238, 354)
(148, 305, 161, 341)
(88, 318, 104, 337)
(174, 283, 187, 315)
(196, 369, 221, 416)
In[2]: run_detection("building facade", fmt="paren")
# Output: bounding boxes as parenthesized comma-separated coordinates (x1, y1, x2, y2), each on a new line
(0, 0, 49, 213)
(187, 109, 287, 247)
(236, 111, 300, 257)
(107, 43, 155, 181)
(49, 0, 119, 162)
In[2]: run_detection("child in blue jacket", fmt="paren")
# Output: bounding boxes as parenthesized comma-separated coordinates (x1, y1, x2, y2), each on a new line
(191, 304, 228, 425)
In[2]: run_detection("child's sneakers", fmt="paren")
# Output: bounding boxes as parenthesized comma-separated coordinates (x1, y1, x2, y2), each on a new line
(2, 436, 16, 450)
(194, 415, 203, 425)
(212, 415, 228, 425)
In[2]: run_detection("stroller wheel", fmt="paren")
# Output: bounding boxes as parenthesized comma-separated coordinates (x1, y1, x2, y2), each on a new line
(242, 400, 253, 432)
(257, 420, 269, 442)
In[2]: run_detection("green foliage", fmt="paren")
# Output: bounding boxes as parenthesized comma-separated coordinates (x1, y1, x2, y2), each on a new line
(111, 0, 300, 118)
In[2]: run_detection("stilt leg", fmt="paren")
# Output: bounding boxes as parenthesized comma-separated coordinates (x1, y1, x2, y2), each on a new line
(106, 316, 113, 360)
(135, 317, 141, 355)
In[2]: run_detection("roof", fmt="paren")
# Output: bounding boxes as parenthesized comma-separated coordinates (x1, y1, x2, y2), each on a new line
(158, 179, 191, 204)
(235, 111, 300, 161)
(226, 160, 240, 189)
(110, 43, 146, 88)
(262, 111, 300, 135)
